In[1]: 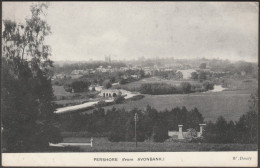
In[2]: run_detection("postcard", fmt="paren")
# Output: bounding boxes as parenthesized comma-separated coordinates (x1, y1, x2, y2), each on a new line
(1, 1, 258, 167)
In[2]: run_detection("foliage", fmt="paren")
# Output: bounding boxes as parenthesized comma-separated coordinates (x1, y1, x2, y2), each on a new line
(95, 100, 107, 108)
(102, 79, 112, 89)
(58, 105, 204, 143)
(202, 81, 214, 91)
(191, 72, 198, 80)
(70, 80, 90, 93)
(198, 71, 208, 81)
(154, 70, 176, 79)
(114, 95, 125, 104)
(138, 82, 213, 95)
(139, 83, 180, 95)
(235, 93, 258, 143)
(180, 82, 191, 93)
(1, 3, 62, 152)
(199, 63, 207, 69)
(204, 92, 258, 144)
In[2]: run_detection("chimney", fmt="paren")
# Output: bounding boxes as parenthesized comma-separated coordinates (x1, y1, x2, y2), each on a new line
(198, 124, 206, 137)
(178, 125, 184, 139)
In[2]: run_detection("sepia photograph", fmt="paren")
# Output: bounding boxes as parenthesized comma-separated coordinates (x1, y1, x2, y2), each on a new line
(1, 1, 258, 167)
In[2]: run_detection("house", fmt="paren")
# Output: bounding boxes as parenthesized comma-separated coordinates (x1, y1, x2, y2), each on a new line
(131, 74, 139, 79)
(176, 69, 197, 79)
(71, 70, 84, 75)
(88, 85, 104, 92)
(52, 73, 66, 80)
(241, 70, 246, 76)
(143, 67, 153, 76)
(95, 86, 104, 92)
(88, 85, 96, 91)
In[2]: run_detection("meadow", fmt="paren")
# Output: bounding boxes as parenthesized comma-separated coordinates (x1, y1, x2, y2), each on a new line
(102, 91, 251, 122)
(103, 77, 257, 122)
(62, 137, 257, 152)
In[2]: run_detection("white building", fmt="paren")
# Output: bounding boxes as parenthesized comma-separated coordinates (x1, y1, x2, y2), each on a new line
(176, 69, 197, 79)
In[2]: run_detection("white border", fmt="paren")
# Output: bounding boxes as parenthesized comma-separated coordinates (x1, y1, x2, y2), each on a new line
(2, 151, 258, 167)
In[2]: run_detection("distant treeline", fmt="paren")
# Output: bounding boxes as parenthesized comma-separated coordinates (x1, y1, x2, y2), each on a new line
(53, 69, 145, 92)
(138, 81, 213, 95)
(52, 61, 127, 74)
(118, 81, 214, 95)
(58, 105, 204, 142)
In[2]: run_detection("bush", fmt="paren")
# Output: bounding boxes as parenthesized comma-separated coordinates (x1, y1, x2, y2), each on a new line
(139, 83, 180, 95)
(119, 79, 127, 84)
(103, 79, 112, 89)
(180, 82, 191, 93)
(114, 95, 125, 104)
(71, 80, 90, 92)
(95, 100, 107, 108)
(202, 81, 214, 91)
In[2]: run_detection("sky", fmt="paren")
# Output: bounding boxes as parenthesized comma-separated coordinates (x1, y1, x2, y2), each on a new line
(2, 2, 259, 62)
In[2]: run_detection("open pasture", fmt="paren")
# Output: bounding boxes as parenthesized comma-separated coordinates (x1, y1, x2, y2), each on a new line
(102, 91, 251, 122)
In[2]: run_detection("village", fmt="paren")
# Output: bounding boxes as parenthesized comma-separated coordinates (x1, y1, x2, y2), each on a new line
(52, 56, 236, 114)
(47, 55, 258, 151)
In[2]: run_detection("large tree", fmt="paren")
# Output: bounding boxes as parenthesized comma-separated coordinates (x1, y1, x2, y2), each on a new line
(235, 93, 258, 143)
(1, 3, 62, 152)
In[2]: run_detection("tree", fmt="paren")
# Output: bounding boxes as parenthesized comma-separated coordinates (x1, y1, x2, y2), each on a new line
(103, 79, 112, 89)
(204, 116, 235, 143)
(199, 63, 207, 69)
(198, 71, 207, 81)
(202, 81, 214, 91)
(186, 108, 204, 130)
(151, 120, 169, 142)
(235, 93, 258, 143)
(70, 80, 90, 92)
(237, 61, 254, 75)
(2, 3, 62, 152)
(180, 82, 191, 93)
(114, 95, 125, 104)
(191, 72, 198, 80)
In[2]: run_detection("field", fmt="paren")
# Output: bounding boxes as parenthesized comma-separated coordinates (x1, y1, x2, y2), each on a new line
(54, 77, 257, 121)
(103, 77, 258, 122)
(62, 137, 257, 152)
(53, 85, 100, 107)
(102, 91, 250, 122)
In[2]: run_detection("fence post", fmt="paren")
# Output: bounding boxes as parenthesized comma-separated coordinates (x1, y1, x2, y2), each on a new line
(90, 137, 93, 147)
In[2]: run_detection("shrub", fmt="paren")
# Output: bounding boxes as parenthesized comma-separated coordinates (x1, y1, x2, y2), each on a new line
(95, 100, 107, 108)
(114, 95, 125, 104)
(202, 81, 214, 91)
(103, 79, 112, 89)
(180, 82, 191, 93)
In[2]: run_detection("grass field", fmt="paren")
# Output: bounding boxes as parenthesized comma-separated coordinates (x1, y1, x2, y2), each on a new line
(62, 137, 257, 152)
(104, 78, 258, 122)
(101, 91, 251, 122)
(53, 85, 100, 106)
